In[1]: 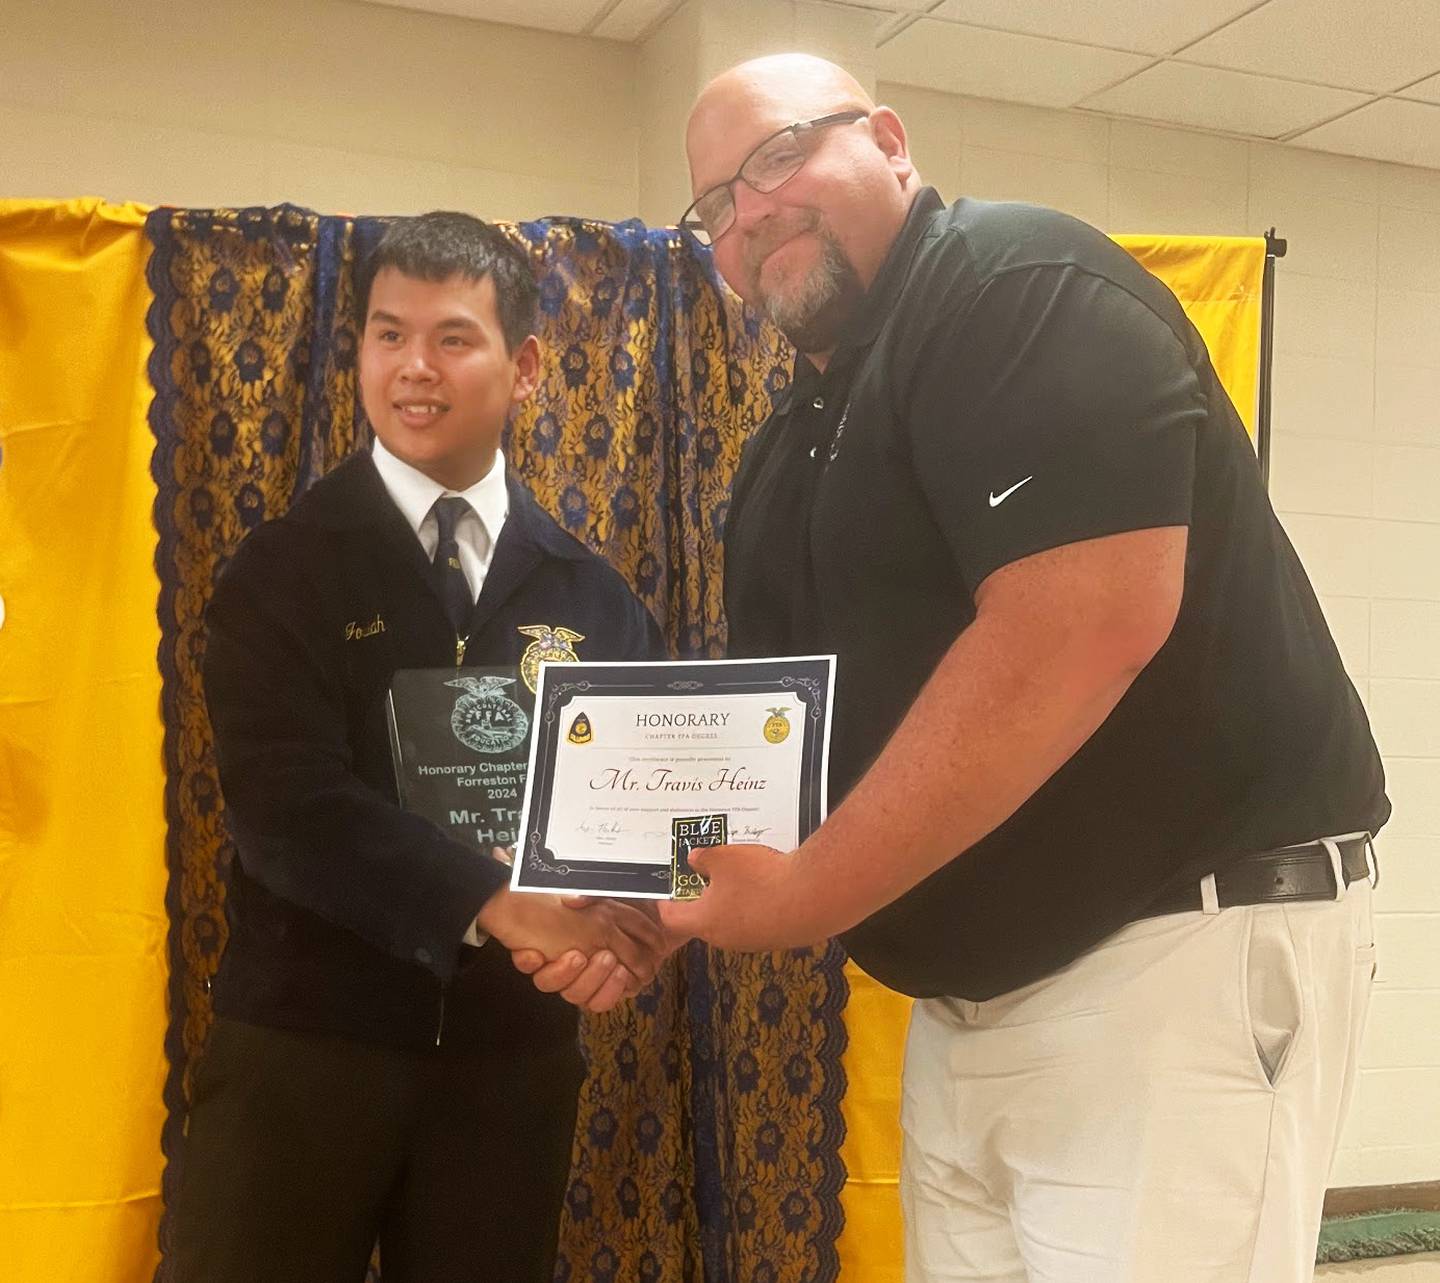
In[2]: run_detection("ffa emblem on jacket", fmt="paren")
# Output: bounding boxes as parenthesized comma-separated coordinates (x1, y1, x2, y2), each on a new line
(445, 674, 529, 755)
(566, 711, 593, 745)
(517, 624, 584, 693)
(763, 707, 791, 744)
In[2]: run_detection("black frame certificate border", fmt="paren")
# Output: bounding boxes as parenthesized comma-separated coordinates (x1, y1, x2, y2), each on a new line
(513, 656, 835, 897)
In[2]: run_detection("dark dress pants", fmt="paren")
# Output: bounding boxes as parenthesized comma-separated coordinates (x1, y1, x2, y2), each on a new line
(168, 985, 583, 1282)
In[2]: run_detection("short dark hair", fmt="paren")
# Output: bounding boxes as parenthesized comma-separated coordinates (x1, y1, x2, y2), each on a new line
(354, 211, 538, 352)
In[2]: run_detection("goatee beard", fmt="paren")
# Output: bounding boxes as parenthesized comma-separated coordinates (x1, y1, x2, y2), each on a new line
(756, 224, 864, 356)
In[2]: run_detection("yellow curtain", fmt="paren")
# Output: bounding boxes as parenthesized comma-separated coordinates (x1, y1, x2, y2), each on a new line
(1115, 234, 1266, 439)
(0, 198, 168, 1283)
(833, 233, 1268, 1281)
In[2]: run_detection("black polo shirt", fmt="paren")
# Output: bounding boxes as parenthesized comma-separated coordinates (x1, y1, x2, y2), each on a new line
(724, 188, 1389, 1001)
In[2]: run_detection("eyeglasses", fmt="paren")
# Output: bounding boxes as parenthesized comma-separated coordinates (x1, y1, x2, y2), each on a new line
(679, 110, 869, 246)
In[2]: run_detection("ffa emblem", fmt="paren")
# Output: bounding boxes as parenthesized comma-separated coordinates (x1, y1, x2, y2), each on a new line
(566, 711, 593, 745)
(517, 624, 584, 693)
(445, 674, 529, 755)
(763, 707, 791, 744)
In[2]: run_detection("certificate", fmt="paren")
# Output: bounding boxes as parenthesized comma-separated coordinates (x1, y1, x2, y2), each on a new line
(511, 656, 835, 898)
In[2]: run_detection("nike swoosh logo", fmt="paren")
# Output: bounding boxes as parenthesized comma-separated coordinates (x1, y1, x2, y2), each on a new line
(988, 476, 1034, 507)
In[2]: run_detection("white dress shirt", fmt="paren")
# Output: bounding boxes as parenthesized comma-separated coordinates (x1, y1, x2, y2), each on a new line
(371, 437, 510, 945)
(371, 436, 509, 606)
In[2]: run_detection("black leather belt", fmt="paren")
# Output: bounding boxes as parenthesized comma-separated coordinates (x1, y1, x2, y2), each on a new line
(1147, 833, 1375, 917)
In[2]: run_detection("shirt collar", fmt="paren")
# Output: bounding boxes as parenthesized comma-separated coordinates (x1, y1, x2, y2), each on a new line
(835, 186, 947, 354)
(370, 436, 509, 543)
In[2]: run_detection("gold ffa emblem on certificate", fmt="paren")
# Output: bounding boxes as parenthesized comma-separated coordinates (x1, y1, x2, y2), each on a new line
(671, 814, 726, 900)
(517, 624, 584, 693)
(763, 707, 791, 743)
(566, 711, 593, 745)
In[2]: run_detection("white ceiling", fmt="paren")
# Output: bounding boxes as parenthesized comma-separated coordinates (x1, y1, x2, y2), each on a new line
(365, 0, 1440, 170)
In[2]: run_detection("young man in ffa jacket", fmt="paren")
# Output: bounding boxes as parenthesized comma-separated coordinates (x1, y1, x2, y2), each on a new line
(171, 212, 665, 1283)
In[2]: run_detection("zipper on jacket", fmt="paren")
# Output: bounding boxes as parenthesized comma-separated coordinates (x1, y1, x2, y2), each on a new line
(435, 983, 447, 1047)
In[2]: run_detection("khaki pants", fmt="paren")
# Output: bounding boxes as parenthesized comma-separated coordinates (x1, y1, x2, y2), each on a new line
(901, 879, 1375, 1283)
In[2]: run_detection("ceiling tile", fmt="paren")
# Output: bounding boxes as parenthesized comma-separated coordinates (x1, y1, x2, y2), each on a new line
(593, 0, 674, 40)
(878, 19, 1151, 107)
(1292, 97, 1440, 170)
(364, 0, 610, 35)
(1397, 72, 1440, 104)
(1081, 60, 1371, 137)
(1180, 0, 1440, 93)
(930, 0, 1261, 56)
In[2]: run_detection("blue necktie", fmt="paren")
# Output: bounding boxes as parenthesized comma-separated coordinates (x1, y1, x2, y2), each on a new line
(431, 496, 474, 638)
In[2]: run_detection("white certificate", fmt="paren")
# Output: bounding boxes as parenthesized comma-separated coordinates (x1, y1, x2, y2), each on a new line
(511, 656, 835, 898)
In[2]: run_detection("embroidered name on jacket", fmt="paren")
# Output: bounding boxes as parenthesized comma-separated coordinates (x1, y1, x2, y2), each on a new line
(344, 614, 386, 641)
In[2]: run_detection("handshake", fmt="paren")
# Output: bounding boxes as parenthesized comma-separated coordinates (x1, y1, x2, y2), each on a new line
(475, 885, 675, 1014)
(472, 840, 808, 1011)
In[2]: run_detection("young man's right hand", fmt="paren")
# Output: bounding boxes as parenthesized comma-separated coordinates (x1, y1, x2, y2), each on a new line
(475, 888, 665, 1010)
(508, 897, 689, 1014)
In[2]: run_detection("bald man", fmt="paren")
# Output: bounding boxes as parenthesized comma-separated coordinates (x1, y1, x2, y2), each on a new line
(517, 55, 1389, 1283)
